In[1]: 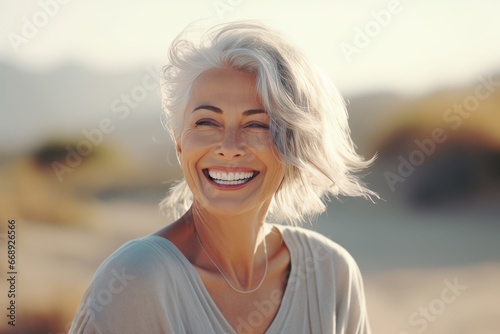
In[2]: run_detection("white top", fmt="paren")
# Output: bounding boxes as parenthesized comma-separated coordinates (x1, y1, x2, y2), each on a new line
(69, 224, 371, 334)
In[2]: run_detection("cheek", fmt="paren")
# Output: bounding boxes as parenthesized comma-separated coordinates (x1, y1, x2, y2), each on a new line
(243, 131, 272, 152)
(180, 129, 220, 155)
(267, 144, 285, 177)
(245, 133, 284, 173)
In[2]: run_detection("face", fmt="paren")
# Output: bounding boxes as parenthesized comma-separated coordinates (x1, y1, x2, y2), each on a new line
(176, 67, 285, 217)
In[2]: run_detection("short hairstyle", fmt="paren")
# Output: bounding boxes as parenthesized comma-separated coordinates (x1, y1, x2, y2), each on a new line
(160, 21, 377, 224)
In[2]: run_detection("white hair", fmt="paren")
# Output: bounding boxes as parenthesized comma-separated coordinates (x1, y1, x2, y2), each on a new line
(160, 21, 378, 224)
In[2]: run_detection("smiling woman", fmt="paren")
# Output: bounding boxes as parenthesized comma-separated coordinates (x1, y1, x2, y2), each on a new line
(69, 21, 377, 334)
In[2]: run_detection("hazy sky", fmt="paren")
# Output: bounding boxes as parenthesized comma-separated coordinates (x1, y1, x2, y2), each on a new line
(1, 0, 500, 93)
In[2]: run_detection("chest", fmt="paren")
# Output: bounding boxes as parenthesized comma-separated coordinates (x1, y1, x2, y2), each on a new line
(206, 281, 285, 334)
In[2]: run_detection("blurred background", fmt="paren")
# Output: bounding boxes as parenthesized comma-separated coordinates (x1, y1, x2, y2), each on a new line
(1, 0, 499, 333)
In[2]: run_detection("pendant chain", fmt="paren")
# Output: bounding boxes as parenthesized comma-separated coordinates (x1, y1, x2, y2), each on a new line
(195, 228, 268, 294)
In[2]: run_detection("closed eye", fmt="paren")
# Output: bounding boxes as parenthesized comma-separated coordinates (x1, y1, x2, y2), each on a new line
(245, 122, 269, 129)
(195, 119, 218, 127)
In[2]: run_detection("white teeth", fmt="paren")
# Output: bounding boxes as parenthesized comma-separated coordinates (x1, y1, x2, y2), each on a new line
(208, 169, 255, 183)
(213, 179, 248, 185)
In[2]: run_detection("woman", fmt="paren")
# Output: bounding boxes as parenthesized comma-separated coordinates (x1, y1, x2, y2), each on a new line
(70, 21, 377, 334)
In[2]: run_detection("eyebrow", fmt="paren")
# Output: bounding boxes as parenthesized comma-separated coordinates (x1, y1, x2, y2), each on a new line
(192, 105, 267, 116)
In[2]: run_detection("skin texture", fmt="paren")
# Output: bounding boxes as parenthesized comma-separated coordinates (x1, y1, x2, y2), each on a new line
(155, 68, 291, 333)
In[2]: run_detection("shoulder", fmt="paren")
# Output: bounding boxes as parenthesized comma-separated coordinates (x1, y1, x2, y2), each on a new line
(273, 224, 355, 262)
(92, 236, 184, 288)
(272, 225, 371, 332)
(70, 236, 182, 333)
(273, 224, 361, 280)
(99, 236, 159, 267)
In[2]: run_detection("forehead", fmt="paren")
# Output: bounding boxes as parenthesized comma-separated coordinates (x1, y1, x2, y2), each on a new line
(189, 68, 262, 106)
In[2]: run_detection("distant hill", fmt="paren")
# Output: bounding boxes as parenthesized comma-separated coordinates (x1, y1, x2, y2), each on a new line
(0, 61, 167, 153)
(346, 74, 500, 207)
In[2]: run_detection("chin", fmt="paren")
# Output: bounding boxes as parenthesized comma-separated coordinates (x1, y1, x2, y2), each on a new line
(195, 196, 269, 218)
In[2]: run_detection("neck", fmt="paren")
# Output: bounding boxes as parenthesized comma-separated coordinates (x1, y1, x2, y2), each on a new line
(185, 201, 269, 289)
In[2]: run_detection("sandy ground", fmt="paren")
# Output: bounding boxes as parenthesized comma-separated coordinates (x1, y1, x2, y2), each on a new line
(364, 264, 500, 334)
(1, 201, 499, 334)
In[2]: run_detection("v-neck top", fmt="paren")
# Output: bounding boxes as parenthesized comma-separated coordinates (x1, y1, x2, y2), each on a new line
(69, 224, 371, 334)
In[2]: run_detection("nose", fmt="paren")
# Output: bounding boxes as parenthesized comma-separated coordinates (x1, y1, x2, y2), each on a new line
(215, 128, 245, 159)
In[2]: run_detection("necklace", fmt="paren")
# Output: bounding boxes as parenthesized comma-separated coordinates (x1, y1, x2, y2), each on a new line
(195, 227, 268, 294)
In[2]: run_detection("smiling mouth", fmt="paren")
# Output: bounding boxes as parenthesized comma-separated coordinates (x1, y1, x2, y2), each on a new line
(203, 169, 260, 185)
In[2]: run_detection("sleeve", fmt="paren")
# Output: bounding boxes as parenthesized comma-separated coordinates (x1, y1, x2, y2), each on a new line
(333, 246, 372, 334)
(68, 240, 176, 334)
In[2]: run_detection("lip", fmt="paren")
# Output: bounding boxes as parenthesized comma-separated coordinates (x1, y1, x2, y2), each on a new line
(202, 167, 260, 190)
(204, 166, 257, 173)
